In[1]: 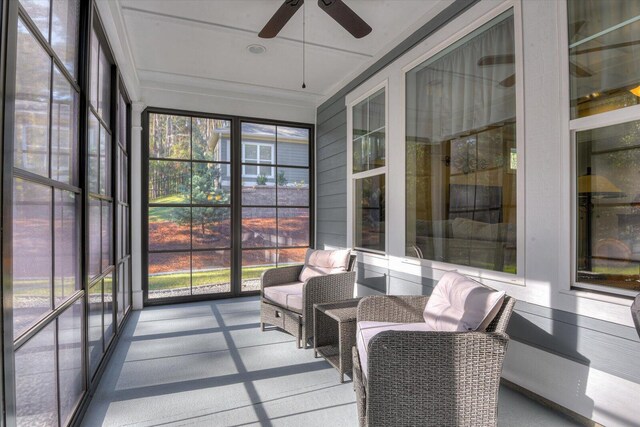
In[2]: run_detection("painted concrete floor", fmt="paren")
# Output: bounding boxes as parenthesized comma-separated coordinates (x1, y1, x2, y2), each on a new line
(81, 296, 581, 426)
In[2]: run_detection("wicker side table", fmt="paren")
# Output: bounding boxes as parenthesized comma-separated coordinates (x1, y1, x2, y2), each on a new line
(313, 298, 361, 383)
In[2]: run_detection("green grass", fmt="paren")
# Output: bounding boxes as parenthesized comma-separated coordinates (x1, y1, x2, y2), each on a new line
(149, 266, 268, 290)
(149, 195, 190, 222)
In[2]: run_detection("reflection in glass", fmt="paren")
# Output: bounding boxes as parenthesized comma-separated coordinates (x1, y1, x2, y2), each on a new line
(242, 174, 275, 206)
(192, 208, 231, 249)
(277, 126, 309, 167)
(99, 125, 110, 195)
(88, 281, 102, 377)
(405, 11, 516, 273)
(51, 0, 80, 77)
(101, 201, 111, 270)
(54, 190, 79, 306)
(149, 160, 191, 204)
(576, 120, 640, 291)
(353, 131, 385, 173)
(278, 208, 309, 247)
(193, 117, 231, 161)
(242, 208, 276, 248)
(15, 20, 51, 178)
(13, 179, 51, 338)
(88, 114, 100, 193)
(355, 175, 385, 252)
(119, 93, 127, 148)
(278, 247, 307, 266)
(149, 114, 191, 159)
(98, 46, 111, 123)
(90, 29, 98, 109)
(148, 252, 191, 299)
(88, 197, 101, 280)
(277, 168, 309, 206)
(192, 163, 230, 205)
(20, 0, 49, 40)
(352, 89, 385, 173)
(58, 299, 84, 425)
(15, 323, 57, 427)
(192, 251, 231, 294)
(52, 66, 79, 185)
(148, 207, 191, 252)
(242, 249, 277, 292)
(568, 0, 640, 119)
(104, 274, 114, 344)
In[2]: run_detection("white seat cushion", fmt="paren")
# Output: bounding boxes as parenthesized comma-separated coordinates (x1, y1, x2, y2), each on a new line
(298, 248, 351, 282)
(263, 282, 304, 312)
(423, 272, 506, 332)
(356, 321, 432, 378)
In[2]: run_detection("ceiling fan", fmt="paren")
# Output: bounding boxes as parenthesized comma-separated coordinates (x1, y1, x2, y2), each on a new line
(259, 0, 372, 39)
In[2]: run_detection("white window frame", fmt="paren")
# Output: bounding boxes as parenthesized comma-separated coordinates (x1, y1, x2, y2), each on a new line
(346, 80, 389, 256)
(242, 142, 274, 178)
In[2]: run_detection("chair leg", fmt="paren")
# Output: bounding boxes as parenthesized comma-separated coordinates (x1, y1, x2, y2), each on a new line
(260, 322, 265, 331)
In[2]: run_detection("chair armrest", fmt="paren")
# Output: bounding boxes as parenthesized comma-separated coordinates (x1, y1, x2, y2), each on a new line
(357, 295, 429, 323)
(366, 330, 509, 426)
(302, 270, 356, 315)
(260, 265, 304, 292)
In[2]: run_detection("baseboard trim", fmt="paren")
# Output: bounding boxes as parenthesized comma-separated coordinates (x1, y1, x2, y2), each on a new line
(501, 378, 604, 427)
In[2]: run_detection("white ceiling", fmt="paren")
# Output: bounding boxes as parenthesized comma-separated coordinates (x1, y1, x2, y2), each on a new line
(112, 0, 446, 106)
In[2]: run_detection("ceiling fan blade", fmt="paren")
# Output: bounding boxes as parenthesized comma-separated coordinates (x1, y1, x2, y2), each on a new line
(259, 0, 304, 38)
(317, 0, 372, 39)
(569, 61, 593, 78)
(478, 54, 515, 66)
(499, 74, 516, 87)
(572, 39, 640, 55)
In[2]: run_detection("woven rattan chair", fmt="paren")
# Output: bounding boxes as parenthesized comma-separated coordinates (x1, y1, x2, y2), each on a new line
(260, 255, 356, 348)
(352, 293, 516, 427)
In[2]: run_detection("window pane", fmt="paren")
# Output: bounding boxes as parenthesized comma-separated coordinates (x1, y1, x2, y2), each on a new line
(90, 30, 98, 109)
(148, 207, 191, 251)
(88, 280, 103, 377)
(148, 252, 191, 299)
(192, 208, 231, 249)
(369, 89, 385, 131)
(355, 175, 385, 252)
(353, 132, 385, 173)
(58, 299, 84, 426)
(193, 118, 231, 161)
(15, 20, 51, 178)
(279, 208, 309, 247)
(353, 98, 367, 138)
(54, 190, 79, 306)
(568, 1, 640, 119)
(13, 179, 51, 338)
(99, 125, 110, 195)
(88, 114, 99, 193)
(242, 174, 275, 205)
(149, 160, 191, 204)
(15, 324, 57, 427)
(244, 144, 258, 161)
(405, 11, 516, 272)
(278, 247, 307, 266)
(242, 249, 277, 292)
(192, 251, 231, 295)
(101, 201, 112, 270)
(192, 163, 231, 205)
(259, 145, 272, 161)
(242, 124, 275, 162)
(51, 0, 79, 77)
(278, 168, 309, 206)
(98, 46, 111, 123)
(104, 274, 114, 343)
(244, 164, 258, 177)
(576, 120, 640, 291)
(242, 208, 276, 248)
(149, 114, 191, 159)
(88, 197, 101, 280)
(52, 66, 79, 185)
(277, 126, 309, 167)
(352, 89, 385, 173)
(119, 93, 127, 148)
(20, 0, 49, 40)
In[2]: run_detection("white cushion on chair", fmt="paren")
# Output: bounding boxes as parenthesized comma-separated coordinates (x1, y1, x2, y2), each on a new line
(298, 249, 351, 282)
(356, 321, 432, 378)
(423, 272, 505, 332)
(263, 282, 304, 312)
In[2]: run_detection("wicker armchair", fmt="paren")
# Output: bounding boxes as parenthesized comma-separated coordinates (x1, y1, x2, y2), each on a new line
(260, 255, 356, 348)
(352, 294, 516, 427)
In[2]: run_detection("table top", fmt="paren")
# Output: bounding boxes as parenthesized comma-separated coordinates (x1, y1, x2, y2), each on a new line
(314, 298, 361, 322)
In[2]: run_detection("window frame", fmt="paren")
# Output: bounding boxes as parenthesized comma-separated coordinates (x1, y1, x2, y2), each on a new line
(242, 141, 275, 178)
(346, 80, 389, 256)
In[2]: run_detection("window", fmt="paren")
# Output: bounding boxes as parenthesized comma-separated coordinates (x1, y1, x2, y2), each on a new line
(569, 1, 640, 293)
(405, 10, 517, 273)
(243, 142, 274, 178)
(350, 87, 386, 253)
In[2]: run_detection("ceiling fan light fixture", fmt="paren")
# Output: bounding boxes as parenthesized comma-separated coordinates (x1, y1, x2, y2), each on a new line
(630, 85, 640, 97)
(247, 44, 267, 54)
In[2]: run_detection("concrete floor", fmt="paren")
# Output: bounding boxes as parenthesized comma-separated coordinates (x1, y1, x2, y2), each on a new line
(81, 296, 581, 426)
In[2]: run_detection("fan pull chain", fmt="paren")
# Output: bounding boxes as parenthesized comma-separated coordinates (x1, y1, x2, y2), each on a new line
(302, 1, 306, 89)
